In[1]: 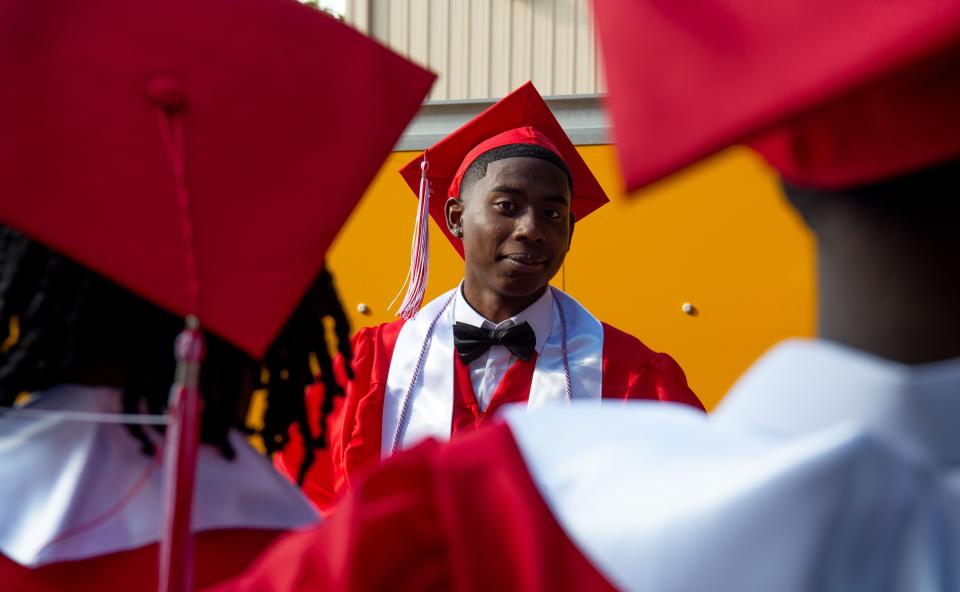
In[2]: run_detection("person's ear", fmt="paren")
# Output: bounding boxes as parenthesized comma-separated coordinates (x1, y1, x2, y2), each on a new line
(445, 196, 464, 239)
(566, 212, 576, 251)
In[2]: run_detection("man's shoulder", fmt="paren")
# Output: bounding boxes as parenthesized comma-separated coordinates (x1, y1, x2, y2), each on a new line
(599, 321, 657, 358)
(595, 321, 701, 406)
(353, 318, 407, 350)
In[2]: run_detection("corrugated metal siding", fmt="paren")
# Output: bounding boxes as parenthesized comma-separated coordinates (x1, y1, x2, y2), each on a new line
(345, 0, 603, 100)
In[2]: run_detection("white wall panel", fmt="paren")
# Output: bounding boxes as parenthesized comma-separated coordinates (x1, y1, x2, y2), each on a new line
(426, 0, 450, 99)
(531, 0, 555, 91)
(509, 0, 533, 92)
(574, 0, 598, 94)
(448, 1, 471, 98)
(489, 0, 513, 97)
(346, 0, 603, 100)
(370, 1, 387, 45)
(469, 0, 492, 98)
(553, 0, 577, 95)
(408, 0, 430, 66)
(387, 0, 410, 60)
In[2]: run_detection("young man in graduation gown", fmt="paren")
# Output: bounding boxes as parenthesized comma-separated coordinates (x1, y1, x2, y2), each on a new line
(303, 82, 704, 501)
(212, 0, 960, 590)
(0, 0, 434, 590)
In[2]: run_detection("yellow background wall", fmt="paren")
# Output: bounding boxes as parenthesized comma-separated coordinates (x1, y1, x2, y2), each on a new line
(326, 145, 815, 410)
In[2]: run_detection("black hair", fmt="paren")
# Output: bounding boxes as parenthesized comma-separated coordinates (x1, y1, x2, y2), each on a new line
(259, 267, 354, 485)
(782, 156, 960, 229)
(0, 224, 351, 484)
(459, 143, 574, 196)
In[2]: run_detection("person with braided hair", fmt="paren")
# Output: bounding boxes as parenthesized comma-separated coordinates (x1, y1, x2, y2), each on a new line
(0, 225, 364, 590)
(261, 266, 355, 491)
(0, 0, 436, 589)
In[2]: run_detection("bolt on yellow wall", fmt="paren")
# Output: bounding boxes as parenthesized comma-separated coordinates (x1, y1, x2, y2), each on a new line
(325, 145, 815, 410)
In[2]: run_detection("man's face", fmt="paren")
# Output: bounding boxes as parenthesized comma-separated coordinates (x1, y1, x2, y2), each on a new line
(447, 156, 574, 300)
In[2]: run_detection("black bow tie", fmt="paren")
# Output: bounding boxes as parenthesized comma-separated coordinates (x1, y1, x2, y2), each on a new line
(453, 321, 536, 365)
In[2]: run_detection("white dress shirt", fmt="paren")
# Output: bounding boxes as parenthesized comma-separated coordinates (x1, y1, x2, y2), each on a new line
(382, 285, 605, 455)
(453, 285, 554, 411)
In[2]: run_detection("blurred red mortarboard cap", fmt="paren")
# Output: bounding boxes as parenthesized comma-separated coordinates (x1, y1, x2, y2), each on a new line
(591, 0, 960, 191)
(0, 3, 434, 590)
(0, 0, 436, 358)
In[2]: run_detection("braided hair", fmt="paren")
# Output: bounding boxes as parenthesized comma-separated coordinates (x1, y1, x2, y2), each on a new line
(259, 266, 354, 484)
(0, 224, 352, 478)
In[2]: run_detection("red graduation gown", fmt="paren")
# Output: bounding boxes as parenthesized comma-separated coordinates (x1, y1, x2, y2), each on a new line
(208, 424, 616, 592)
(0, 529, 283, 592)
(276, 318, 702, 512)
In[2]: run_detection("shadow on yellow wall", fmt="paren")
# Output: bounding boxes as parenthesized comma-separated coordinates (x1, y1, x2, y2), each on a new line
(326, 145, 815, 410)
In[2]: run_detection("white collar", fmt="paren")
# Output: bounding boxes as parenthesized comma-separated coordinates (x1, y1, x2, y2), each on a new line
(0, 384, 318, 567)
(714, 338, 960, 463)
(382, 287, 604, 455)
(453, 283, 554, 354)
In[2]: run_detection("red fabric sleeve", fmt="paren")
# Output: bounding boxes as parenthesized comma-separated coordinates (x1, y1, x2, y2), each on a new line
(330, 326, 375, 495)
(0, 529, 282, 592)
(435, 424, 617, 591)
(273, 338, 353, 514)
(272, 387, 346, 515)
(210, 442, 449, 592)
(601, 322, 705, 411)
(333, 320, 404, 493)
(207, 424, 615, 592)
(278, 319, 405, 508)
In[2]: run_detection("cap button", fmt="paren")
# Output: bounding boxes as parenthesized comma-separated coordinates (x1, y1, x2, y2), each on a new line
(147, 76, 187, 113)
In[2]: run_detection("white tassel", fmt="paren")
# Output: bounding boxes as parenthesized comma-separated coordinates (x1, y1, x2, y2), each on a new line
(390, 154, 431, 319)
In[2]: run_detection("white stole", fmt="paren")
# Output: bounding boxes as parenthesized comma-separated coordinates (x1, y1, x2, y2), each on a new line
(381, 287, 604, 457)
(0, 385, 318, 567)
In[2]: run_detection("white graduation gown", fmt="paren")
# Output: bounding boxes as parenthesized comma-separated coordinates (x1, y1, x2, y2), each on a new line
(504, 338, 960, 592)
(0, 384, 317, 568)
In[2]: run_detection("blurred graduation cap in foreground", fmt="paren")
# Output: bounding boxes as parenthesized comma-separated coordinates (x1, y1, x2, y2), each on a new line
(592, 0, 960, 191)
(0, 0, 435, 590)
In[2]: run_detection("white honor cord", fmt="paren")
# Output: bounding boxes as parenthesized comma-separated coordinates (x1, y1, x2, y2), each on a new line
(555, 287, 573, 403)
(390, 292, 456, 454)
(0, 407, 170, 425)
(390, 287, 572, 453)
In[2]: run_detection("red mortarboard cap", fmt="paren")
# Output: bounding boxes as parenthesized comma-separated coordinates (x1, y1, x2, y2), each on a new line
(0, 2, 434, 591)
(400, 81, 608, 252)
(392, 82, 608, 317)
(591, 0, 960, 191)
(0, 0, 436, 358)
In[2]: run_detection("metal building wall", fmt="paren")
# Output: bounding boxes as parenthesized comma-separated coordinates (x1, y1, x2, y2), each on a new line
(345, 0, 603, 100)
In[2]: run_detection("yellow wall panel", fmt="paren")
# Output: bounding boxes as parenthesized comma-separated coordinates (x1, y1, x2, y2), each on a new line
(326, 146, 814, 410)
(553, 0, 578, 94)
